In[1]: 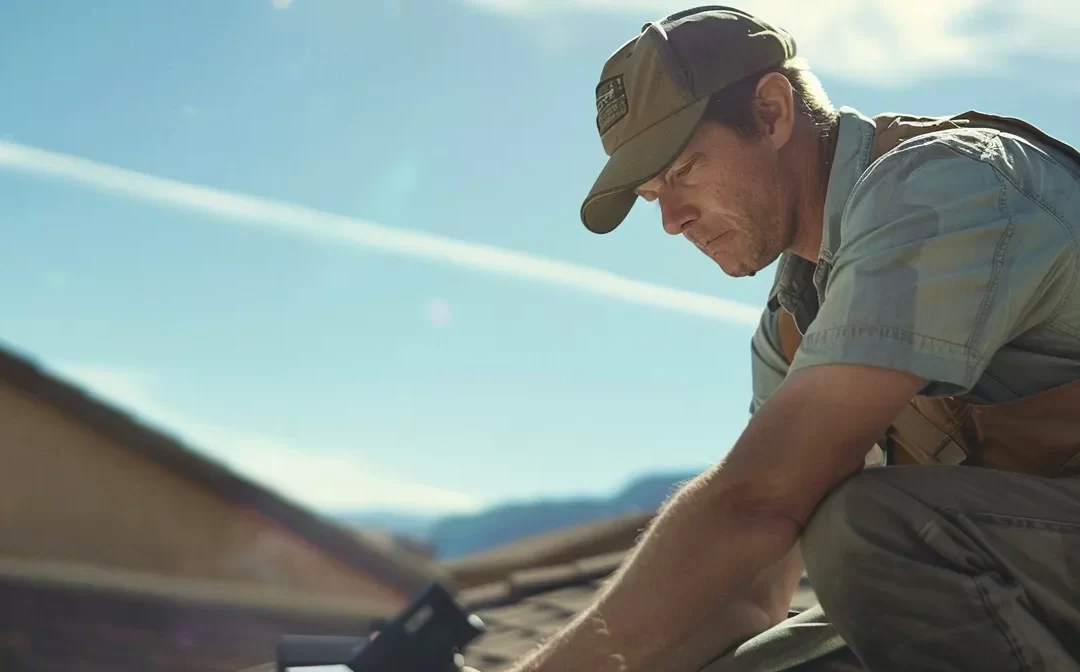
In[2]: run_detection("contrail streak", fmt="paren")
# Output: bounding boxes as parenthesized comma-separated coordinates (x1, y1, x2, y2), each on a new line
(0, 140, 761, 326)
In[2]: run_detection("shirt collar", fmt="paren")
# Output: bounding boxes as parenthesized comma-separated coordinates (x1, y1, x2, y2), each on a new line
(767, 106, 876, 328)
(820, 106, 876, 263)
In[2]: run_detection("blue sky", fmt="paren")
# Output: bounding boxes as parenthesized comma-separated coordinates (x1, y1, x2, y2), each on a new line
(2, 0, 1079, 515)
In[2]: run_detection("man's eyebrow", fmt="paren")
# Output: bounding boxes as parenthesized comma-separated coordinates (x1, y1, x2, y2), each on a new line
(674, 152, 703, 172)
(660, 152, 701, 183)
(637, 152, 702, 197)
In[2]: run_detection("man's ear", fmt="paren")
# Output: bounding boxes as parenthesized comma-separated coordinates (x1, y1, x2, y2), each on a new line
(754, 72, 795, 150)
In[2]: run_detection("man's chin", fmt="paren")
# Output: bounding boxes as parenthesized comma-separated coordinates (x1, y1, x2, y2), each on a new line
(714, 258, 754, 278)
(703, 247, 763, 278)
(717, 249, 781, 278)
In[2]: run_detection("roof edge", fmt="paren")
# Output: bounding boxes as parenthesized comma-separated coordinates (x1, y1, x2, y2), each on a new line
(0, 554, 399, 620)
(0, 342, 445, 598)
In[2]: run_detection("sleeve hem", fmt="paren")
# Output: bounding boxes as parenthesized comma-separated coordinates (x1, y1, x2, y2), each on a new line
(792, 323, 987, 393)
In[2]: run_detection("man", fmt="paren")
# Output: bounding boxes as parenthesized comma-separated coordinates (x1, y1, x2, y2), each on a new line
(466, 5, 1080, 672)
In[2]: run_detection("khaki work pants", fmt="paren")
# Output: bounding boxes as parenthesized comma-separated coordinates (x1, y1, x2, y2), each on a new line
(702, 465, 1080, 671)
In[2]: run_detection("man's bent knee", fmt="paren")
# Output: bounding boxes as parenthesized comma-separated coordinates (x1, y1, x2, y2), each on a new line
(800, 467, 931, 620)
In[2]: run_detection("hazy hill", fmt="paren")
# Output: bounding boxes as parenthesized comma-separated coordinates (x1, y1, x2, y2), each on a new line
(333, 470, 699, 559)
(334, 509, 440, 539)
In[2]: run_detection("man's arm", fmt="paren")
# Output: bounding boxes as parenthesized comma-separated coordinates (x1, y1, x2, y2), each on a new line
(483, 362, 924, 672)
(467, 130, 1078, 672)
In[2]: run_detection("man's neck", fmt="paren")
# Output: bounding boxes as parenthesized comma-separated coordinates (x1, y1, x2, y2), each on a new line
(788, 118, 838, 262)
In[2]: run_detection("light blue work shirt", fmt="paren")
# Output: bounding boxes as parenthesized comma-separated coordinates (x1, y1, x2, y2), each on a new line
(750, 107, 1080, 413)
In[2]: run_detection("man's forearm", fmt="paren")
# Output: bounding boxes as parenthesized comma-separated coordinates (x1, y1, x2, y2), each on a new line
(507, 471, 804, 672)
(498, 363, 914, 672)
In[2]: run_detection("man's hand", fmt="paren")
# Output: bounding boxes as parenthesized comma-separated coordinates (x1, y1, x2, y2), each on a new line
(500, 362, 925, 672)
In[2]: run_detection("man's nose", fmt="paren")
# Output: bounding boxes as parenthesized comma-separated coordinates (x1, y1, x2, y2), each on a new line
(660, 198, 697, 235)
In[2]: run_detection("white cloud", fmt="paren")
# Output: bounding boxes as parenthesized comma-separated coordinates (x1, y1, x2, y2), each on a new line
(271, 0, 294, 9)
(0, 139, 761, 327)
(464, 0, 1080, 85)
(50, 363, 483, 515)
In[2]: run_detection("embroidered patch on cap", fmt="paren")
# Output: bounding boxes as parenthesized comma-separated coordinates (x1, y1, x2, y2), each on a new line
(595, 75, 628, 135)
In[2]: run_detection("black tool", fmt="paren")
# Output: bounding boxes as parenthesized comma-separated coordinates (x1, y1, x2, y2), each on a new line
(275, 582, 486, 672)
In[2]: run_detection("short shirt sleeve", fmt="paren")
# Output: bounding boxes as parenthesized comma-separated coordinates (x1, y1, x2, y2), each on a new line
(749, 306, 791, 414)
(790, 133, 1076, 397)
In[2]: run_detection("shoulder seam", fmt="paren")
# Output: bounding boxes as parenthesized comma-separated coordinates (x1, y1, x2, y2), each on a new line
(965, 169, 1015, 383)
(966, 138, 1080, 327)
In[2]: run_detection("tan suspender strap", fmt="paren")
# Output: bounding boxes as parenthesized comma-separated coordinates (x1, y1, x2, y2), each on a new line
(777, 308, 802, 365)
(889, 404, 969, 466)
(871, 111, 1080, 175)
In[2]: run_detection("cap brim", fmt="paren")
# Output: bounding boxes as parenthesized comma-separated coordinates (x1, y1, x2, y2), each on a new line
(580, 97, 710, 234)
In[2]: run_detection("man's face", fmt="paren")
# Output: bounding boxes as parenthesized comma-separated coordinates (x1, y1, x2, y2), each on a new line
(634, 121, 792, 278)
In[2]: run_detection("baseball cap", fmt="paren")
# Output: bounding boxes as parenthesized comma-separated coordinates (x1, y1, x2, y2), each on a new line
(580, 6, 796, 234)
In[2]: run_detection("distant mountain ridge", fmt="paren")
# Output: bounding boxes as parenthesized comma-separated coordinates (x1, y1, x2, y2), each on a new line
(333, 470, 700, 559)
(334, 510, 440, 539)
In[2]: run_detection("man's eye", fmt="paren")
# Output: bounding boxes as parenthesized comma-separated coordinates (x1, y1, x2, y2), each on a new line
(675, 161, 694, 178)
